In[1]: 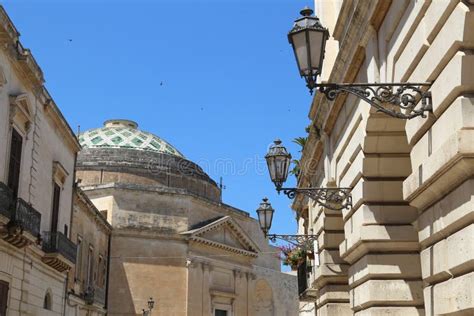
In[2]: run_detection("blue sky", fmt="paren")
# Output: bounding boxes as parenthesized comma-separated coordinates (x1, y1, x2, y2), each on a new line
(3, 0, 314, 241)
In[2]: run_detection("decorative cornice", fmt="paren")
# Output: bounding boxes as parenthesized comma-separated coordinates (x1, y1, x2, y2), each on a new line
(190, 237, 258, 258)
(182, 216, 260, 253)
(0, 6, 80, 153)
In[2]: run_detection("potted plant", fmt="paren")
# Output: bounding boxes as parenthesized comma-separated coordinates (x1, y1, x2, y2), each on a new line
(278, 245, 305, 270)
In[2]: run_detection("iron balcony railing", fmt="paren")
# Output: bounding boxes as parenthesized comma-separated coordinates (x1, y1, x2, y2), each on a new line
(83, 285, 106, 306)
(0, 181, 41, 237)
(0, 182, 13, 219)
(15, 198, 41, 237)
(42, 231, 77, 264)
(94, 286, 106, 306)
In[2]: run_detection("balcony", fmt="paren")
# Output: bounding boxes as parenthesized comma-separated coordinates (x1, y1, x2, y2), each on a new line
(0, 182, 41, 248)
(83, 286, 106, 307)
(42, 231, 77, 272)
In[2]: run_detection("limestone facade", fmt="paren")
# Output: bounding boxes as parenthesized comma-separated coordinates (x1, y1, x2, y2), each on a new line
(66, 187, 111, 316)
(0, 5, 80, 315)
(293, 0, 474, 315)
(76, 120, 298, 316)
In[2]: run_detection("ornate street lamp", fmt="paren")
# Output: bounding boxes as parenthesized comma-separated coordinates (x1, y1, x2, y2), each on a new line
(288, 7, 432, 120)
(256, 198, 317, 250)
(142, 297, 155, 316)
(256, 197, 274, 236)
(147, 297, 155, 310)
(265, 140, 352, 211)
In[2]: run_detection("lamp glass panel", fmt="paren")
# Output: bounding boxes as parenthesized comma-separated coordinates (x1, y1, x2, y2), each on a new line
(266, 156, 277, 183)
(309, 30, 324, 74)
(265, 208, 274, 231)
(274, 155, 290, 183)
(257, 209, 267, 231)
(292, 31, 308, 75)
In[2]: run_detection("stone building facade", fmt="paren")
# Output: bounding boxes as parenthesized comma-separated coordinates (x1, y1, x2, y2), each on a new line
(293, 0, 474, 315)
(76, 120, 298, 316)
(66, 187, 111, 316)
(0, 6, 79, 315)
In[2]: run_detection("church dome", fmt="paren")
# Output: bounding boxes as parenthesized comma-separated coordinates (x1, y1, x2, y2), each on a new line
(78, 119, 184, 158)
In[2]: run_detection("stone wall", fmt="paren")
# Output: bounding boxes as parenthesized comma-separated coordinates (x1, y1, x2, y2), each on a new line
(293, 0, 474, 315)
(77, 148, 221, 202)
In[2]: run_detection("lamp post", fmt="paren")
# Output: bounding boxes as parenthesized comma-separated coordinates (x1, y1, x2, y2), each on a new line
(142, 297, 155, 316)
(265, 139, 352, 211)
(256, 198, 317, 250)
(288, 7, 432, 120)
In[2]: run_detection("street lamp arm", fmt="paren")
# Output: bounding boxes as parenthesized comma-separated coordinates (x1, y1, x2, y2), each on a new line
(267, 234, 318, 251)
(277, 187, 352, 211)
(315, 82, 432, 119)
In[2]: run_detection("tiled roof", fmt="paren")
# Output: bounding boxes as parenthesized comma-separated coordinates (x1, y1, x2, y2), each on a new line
(78, 119, 184, 158)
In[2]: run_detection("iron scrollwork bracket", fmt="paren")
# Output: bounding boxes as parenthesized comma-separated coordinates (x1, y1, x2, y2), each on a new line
(316, 82, 432, 120)
(278, 187, 352, 211)
(267, 234, 318, 251)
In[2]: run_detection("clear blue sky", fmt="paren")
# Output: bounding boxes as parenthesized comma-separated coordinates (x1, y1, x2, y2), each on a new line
(4, 0, 314, 240)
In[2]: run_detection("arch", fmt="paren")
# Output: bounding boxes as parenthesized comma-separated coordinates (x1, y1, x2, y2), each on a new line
(253, 279, 273, 316)
(43, 290, 52, 310)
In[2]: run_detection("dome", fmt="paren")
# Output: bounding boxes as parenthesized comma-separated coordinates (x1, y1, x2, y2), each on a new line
(78, 119, 184, 158)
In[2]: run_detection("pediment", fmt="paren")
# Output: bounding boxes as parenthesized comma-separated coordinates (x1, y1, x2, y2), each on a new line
(181, 216, 259, 257)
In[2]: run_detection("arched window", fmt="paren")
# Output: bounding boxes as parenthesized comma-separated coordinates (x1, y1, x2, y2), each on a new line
(43, 291, 52, 310)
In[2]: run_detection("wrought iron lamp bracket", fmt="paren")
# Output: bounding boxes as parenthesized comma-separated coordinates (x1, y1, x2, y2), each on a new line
(314, 82, 432, 120)
(267, 234, 318, 251)
(277, 187, 352, 211)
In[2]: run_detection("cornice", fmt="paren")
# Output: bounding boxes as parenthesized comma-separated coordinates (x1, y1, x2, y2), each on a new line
(298, 0, 391, 192)
(74, 187, 112, 233)
(0, 6, 81, 153)
(189, 238, 258, 258)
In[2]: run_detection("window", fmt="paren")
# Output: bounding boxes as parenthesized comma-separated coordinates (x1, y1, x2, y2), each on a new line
(86, 246, 94, 287)
(43, 292, 51, 310)
(51, 183, 61, 233)
(75, 236, 83, 281)
(97, 255, 103, 287)
(0, 280, 9, 316)
(7, 129, 22, 198)
(215, 310, 227, 316)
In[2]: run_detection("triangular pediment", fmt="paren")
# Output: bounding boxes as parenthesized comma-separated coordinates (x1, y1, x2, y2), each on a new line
(181, 216, 259, 257)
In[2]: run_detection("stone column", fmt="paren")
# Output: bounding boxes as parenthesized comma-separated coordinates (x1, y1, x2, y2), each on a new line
(202, 262, 212, 315)
(311, 186, 351, 316)
(339, 115, 423, 315)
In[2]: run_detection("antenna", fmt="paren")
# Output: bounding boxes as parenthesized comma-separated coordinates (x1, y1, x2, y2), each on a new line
(219, 177, 226, 201)
(77, 125, 81, 135)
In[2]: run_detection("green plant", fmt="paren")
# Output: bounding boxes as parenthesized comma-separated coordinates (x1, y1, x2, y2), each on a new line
(292, 136, 307, 152)
(278, 245, 305, 268)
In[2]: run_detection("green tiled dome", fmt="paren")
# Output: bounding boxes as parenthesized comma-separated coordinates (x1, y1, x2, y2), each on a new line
(78, 119, 184, 157)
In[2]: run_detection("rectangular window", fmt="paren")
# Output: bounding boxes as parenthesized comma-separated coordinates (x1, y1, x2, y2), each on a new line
(215, 310, 227, 316)
(0, 280, 9, 316)
(86, 246, 94, 287)
(51, 183, 61, 233)
(75, 236, 82, 281)
(98, 255, 103, 287)
(7, 129, 23, 198)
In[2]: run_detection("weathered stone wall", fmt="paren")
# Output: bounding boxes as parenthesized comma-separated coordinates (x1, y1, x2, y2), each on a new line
(77, 148, 221, 202)
(293, 0, 474, 315)
(67, 188, 111, 315)
(0, 6, 80, 315)
(79, 154, 296, 315)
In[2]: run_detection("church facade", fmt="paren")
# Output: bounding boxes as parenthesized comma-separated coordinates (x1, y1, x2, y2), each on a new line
(76, 120, 298, 316)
